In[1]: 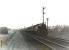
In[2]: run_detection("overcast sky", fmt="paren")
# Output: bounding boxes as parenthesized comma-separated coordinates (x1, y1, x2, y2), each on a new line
(0, 0, 69, 29)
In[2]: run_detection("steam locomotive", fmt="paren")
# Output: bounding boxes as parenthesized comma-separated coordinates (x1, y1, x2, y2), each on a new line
(26, 23, 48, 36)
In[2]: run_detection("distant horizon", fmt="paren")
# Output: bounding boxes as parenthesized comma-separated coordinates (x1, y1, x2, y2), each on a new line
(0, 23, 69, 29)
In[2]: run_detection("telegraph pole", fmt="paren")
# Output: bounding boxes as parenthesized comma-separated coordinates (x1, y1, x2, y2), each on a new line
(42, 7, 46, 24)
(46, 18, 49, 34)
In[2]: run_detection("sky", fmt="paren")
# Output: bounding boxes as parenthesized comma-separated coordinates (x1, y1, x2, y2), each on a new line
(0, 0, 69, 29)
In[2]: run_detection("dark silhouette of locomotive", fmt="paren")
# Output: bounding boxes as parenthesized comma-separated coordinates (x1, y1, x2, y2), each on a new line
(32, 23, 48, 36)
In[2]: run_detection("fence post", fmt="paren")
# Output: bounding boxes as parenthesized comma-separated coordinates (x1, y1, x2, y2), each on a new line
(1, 40, 2, 48)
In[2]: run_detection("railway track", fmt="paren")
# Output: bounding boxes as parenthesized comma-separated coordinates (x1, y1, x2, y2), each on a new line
(41, 37, 69, 48)
(6, 29, 68, 50)
(7, 31, 52, 50)
(24, 31, 69, 50)
(34, 36, 69, 50)
(35, 35, 69, 48)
